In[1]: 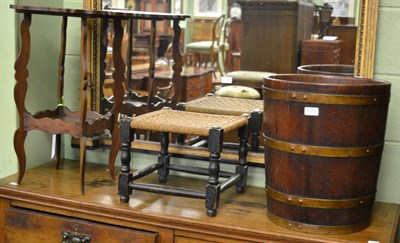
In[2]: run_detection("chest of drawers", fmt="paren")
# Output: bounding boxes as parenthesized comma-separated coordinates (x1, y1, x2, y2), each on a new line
(1, 161, 399, 243)
(301, 39, 343, 65)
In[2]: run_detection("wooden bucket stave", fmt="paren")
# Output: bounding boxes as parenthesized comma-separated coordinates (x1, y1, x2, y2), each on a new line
(263, 74, 391, 234)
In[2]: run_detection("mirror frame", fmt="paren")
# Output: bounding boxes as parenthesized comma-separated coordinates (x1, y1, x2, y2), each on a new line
(82, 0, 379, 164)
(354, 0, 379, 78)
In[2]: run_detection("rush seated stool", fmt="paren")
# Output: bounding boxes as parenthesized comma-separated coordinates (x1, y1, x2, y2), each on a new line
(177, 95, 263, 152)
(118, 108, 250, 216)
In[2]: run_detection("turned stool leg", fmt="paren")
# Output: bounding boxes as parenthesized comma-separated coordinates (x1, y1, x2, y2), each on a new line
(249, 110, 262, 152)
(236, 124, 249, 193)
(158, 132, 170, 183)
(205, 126, 223, 217)
(118, 117, 133, 203)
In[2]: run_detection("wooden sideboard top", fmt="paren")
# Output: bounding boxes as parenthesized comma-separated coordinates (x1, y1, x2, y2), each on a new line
(0, 160, 399, 243)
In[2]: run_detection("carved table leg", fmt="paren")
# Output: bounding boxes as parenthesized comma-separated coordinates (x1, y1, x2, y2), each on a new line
(79, 17, 89, 195)
(13, 13, 31, 184)
(79, 138, 87, 195)
(172, 19, 183, 105)
(206, 127, 223, 217)
(56, 16, 68, 170)
(108, 17, 125, 180)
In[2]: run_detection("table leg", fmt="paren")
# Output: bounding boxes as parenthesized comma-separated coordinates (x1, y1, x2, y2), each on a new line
(13, 13, 31, 184)
(172, 19, 183, 105)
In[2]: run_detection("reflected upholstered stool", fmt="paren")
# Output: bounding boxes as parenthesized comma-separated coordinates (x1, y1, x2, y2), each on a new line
(215, 85, 261, 99)
(118, 108, 249, 216)
(223, 71, 276, 94)
(177, 95, 263, 152)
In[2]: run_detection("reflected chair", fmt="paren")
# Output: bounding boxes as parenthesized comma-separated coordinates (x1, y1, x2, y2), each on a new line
(101, 16, 178, 141)
(185, 15, 230, 78)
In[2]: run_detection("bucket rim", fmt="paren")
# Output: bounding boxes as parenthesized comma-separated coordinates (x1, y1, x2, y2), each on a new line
(297, 64, 355, 76)
(263, 74, 391, 87)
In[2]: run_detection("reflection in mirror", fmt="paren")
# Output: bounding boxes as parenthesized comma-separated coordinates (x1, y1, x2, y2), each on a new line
(84, 0, 378, 165)
(237, 0, 360, 74)
(100, 0, 178, 123)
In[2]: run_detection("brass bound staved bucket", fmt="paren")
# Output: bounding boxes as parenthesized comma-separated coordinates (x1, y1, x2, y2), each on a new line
(297, 64, 354, 76)
(263, 74, 391, 234)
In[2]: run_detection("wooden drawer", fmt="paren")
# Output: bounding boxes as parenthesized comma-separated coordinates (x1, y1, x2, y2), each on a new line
(175, 234, 250, 243)
(185, 88, 207, 101)
(175, 236, 214, 243)
(301, 39, 343, 65)
(184, 74, 212, 101)
(186, 76, 205, 88)
(4, 207, 157, 243)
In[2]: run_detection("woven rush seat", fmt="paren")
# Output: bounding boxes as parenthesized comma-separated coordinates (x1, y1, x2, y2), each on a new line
(178, 95, 263, 152)
(130, 108, 248, 137)
(184, 95, 263, 116)
(118, 108, 250, 217)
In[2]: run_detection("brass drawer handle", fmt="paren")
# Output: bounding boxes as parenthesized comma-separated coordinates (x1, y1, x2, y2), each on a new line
(61, 224, 92, 243)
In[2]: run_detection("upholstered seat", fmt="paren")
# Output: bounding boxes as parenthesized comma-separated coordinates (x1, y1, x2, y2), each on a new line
(223, 71, 276, 91)
(215, 85, 261, 99)
(186, 41, 229, 54)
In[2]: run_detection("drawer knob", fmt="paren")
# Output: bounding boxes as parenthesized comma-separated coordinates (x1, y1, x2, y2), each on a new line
(61, 224, 92, 243)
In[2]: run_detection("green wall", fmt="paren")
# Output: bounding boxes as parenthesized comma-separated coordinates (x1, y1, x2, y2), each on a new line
(373, 0, 400, 203)
(1, 0, 399, 204)
(0, 0, 63, 178)
(0, 0, 18, 178)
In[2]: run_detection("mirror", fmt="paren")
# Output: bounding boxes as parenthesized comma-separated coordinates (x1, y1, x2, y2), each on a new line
(83, 0, 379, 165)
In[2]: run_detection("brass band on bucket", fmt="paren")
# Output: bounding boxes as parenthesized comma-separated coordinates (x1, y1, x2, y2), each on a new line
(266, 186, 375, 209)
(263, 87, 390, 105)
(266, 210, 371, 234)
(264, 136, 383, 157)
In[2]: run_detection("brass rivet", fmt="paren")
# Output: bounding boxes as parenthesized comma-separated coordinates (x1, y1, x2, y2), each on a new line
(374, 98, 377, 102)
(302, 148, 306, 152)
(288, 223, 292, 227)
(291, 146, 295, 150)
(299, 199, 303, 203)
(287, 197, 292, 202)
(292, 94, 296, 99)
(303, 95, 307, 100)
(366, 149, 370, 153)
(360, 200, 363, 204)
(298, 225, 302, 229)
